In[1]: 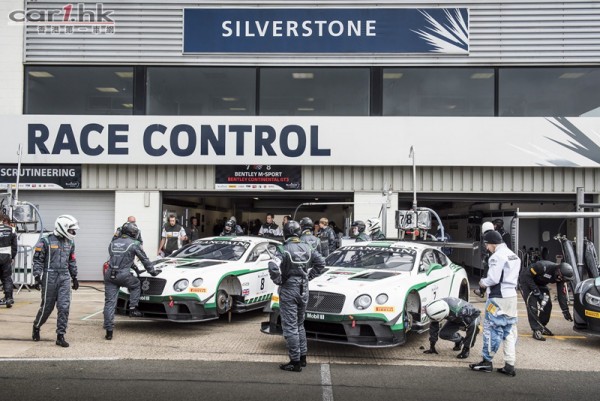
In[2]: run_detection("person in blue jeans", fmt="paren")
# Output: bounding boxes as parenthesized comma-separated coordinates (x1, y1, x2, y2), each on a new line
(470, 230, 521, 377)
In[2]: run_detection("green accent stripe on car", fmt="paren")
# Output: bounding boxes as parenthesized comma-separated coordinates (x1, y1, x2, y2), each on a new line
(245, 293, 273, 304)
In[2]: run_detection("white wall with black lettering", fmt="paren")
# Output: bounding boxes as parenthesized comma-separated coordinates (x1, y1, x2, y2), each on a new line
(0, 0, 24, 114)
(19, 190, 115, 280)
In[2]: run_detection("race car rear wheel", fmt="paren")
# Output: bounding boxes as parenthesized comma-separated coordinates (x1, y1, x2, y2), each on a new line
(216, 289, 232, 315)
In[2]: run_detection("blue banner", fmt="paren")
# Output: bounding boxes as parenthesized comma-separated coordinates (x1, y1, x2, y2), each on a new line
(183, 8, 469, 54)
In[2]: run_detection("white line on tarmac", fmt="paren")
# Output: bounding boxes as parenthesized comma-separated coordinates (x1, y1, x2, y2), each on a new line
(321, 363, 334, 401)
(0, 357, 120, 362)
(81, 309, 104, 320)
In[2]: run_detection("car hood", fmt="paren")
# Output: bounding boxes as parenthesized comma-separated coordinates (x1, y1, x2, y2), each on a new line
(140, 258, 230, 276)
(310, 268, 405, 292)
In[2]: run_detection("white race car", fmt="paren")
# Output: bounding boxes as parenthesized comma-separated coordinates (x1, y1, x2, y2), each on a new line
(117, 236, 280, 322)
(261, 240, 470, 347)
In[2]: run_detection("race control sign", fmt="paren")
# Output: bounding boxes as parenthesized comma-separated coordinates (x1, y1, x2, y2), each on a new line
(215, 165, 301, 191)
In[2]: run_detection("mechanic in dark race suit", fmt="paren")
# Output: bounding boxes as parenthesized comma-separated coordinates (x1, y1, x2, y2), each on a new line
(269, 220, 326, 372)
(32, 215, 80, 348)
(104, 222, 159, 340)
(424, 297, 481, 359)
(0, 214, 17, 308)
(519, 260, 574, 341)
(299, 217, 322, 254)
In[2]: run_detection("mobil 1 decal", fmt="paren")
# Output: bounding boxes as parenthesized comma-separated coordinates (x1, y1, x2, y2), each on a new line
(215, 165, 301, 191)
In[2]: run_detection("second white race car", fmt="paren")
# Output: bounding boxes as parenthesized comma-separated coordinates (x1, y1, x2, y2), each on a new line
(261, 240, 470, 347)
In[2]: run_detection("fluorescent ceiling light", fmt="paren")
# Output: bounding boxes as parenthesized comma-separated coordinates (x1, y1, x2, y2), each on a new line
(230, 107, 246, 111)
(297, 107, 314, 111)
(96, 87, 119, 93)
(222, 97, 238, 101)
(559, 72, 585, 79)
(292, 72, 314, 79)
(383, 73, 403, 79)
(28, 71, 54, 78)
(122, 103, 133, 108)
(470, 72, 494, 79)
(115, 71, 133, 78)
(306, 97, 315, 102)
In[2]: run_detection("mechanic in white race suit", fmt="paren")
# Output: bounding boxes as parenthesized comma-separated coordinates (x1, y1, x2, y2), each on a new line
(470, 230, 521, 377)
(268, 220, 326, 372)
(32, 215, 80, 348)
(104, 222, 159, 340)
(424, 297, 481, 359)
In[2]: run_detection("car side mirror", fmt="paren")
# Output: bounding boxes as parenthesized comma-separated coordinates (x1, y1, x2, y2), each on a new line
(426, 263, 443, 276)
(258, 253, 271, 262)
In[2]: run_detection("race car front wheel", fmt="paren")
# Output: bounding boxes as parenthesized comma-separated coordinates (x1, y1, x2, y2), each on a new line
(216, 289, 232, 315)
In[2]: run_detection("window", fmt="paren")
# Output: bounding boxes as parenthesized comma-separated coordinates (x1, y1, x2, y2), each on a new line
(25, 66, 134, 115)
(499, 68, 600, 116)
(383, 68, 494, 116)
(147, 67, 255, 115)
(260, 68, 369, 115)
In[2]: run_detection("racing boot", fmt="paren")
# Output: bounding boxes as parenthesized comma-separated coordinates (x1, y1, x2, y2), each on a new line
(532, 330, 546, 341)
(129, 307, 143, 318)
(105, 330, 113, 341)
(542, 327, 554, 336)
(0, 297, 13, 308)
(469, 359, 493, 372)
(452, 337, 464, 351)
(300, 355, 307, 367)
(32, 326, 40, 342)
(497, 364, 516, 377)
(279, 360, 302, 372)
(456, 347, 470, 359)
(56, 334, 69, 348)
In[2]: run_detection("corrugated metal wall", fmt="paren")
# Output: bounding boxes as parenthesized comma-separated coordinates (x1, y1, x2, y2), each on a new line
(81, 165, 600, 194)
(25, 0, 600, 65)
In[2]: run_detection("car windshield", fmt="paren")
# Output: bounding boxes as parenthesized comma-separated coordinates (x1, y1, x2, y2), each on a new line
(170, 240, 250, 261)
(326, 246, 416, 271)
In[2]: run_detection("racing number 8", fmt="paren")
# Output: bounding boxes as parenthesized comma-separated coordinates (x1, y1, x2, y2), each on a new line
(260, 278, 265, 290)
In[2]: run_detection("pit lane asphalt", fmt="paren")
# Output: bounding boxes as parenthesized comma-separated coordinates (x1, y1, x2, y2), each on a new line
(1, 283, 599, 400)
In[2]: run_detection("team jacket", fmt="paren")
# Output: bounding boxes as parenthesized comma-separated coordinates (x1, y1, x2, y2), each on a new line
(519, 260, 569, 312)
(109, 236, 154, 272)
(300, 230, 322, 254)
(259, 223, 282, 237)
(429, 297, 481, 343)
(481, 243, 520, 298)
(33, 233, 77, 278)
(269, 237, 326, 285)
(0, 224, 17, 259)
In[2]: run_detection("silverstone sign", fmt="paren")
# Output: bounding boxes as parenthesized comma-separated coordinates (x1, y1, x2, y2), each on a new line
(2, 115, 600, 167)
(183, 8, 469, 54)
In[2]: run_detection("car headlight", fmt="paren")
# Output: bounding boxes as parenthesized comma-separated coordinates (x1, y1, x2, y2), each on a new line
(375, 293, 388, 305)
(173, 279, 189, 292)
(585, 292, 600, 307)
(354, 294, 372, 310)
(192, 278, 203, 287)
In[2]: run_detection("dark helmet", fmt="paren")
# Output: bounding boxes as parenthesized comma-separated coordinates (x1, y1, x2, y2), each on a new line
(121, 222, 139, 239)
(492, 218, 504, 229)
(351, 220, 366, 233)
(283, 220, 302, 238)
(558, 262, 574, 281)
(224, 219, 235, 231)
(299, 217, 314, 230)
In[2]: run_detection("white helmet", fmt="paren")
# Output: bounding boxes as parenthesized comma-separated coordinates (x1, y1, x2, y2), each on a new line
(482, 221, 494, 234)
(367, 218, 381, 232)
(425, 299, 449, 322)
(54, 214, 79, 240)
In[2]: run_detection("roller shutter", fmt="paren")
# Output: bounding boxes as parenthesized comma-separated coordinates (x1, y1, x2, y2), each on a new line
(17, 191, 114, 280)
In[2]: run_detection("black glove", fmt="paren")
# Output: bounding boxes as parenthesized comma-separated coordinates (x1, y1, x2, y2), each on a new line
(423, 342, 438, 354)
(72, 277, 79, 290)
(563, 309, 573, 321)
(149, 269, 160, 277)
(34, 275, 42, 289)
